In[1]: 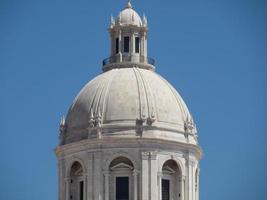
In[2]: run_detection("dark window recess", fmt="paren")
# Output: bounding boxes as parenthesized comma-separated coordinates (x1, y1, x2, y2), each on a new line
(135, 37, 140, 53)
(116, 177, 129, 200)
(116, 38, 119, 54)
(124, 37, 130, 53)
(162, 179, 170, 200)
(80, 181, 84, 200)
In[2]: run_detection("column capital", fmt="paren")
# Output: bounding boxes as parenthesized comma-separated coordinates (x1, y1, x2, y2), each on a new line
(179, 175, 186, 182)
(64, 177, 71, 181)
(133, 170, 139, 176)
(149, 151, 157, 160)
(157, 172, 163, 178)
(103, 170, 110, 176)
(141, 152, 150, 160)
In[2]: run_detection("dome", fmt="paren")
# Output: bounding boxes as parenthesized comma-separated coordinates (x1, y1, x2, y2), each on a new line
(63, 67, 197, 145)
(115, 2, 143, 27)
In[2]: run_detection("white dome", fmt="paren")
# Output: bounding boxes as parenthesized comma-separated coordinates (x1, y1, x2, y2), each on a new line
(115, 6, 143, 27)
(63, 67, 196, 145)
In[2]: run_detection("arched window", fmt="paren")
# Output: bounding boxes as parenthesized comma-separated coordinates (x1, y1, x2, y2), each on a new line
(161, 160, 181, 200)
(109, 156, 134, 200)
(69, 161, 84, 200)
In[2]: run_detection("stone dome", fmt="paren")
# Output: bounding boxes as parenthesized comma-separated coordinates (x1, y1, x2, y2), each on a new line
(63, 67, 197, 145)
(115, 2, 143, 27)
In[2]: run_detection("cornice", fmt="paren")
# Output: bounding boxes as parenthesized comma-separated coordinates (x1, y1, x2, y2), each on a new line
(55, 137, 202, 160)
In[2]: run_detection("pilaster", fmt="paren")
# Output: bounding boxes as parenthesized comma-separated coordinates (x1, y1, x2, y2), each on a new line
(87, 153, 93, 200)
(141, 152, 149, 200)
(93, 151, 103, 200)
(149, 151, 158, 200)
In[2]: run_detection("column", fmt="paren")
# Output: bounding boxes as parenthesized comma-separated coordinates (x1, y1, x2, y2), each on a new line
(94, 152, 103, 200)
(196, 169, 200, 200)
(133, 170, 138, 200)
(84, 175, 88, 200)
(141, 152, 149, 200)
(158, 172, 163, 200)
(187, 159, 195, 200)
(184, 157, 189, 200)
(103, 171, 109, 200)
(140, 33, 144, 61)
(131, 32, 135, 54)
(179, 175, 185, 200)
(118, 30, 122, 62)
(65, 177, 70, 200)
(110, 33, 114, 56)
(58, 159, 64, 200)
(87, 154, 93, 200)
(150, 152, 158, 200)
(144, 32, 147, 58)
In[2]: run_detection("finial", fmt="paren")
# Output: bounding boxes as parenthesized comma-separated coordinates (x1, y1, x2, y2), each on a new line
(60, 116, 65, 126)
(110, 14, 115, 26)
(142, 14, 148, 26)
(126, 0, 132, 9)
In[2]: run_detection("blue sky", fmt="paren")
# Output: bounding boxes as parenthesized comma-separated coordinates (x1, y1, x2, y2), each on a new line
(0, 0, 266, 199)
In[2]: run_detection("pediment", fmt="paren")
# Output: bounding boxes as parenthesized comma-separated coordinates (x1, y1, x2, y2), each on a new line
(162, 166, 175, 174)
(110, 162, 134, 170)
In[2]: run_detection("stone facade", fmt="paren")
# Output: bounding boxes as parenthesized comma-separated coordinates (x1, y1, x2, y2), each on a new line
(56, 138, 201, 200)
(55, 1, 202, 200)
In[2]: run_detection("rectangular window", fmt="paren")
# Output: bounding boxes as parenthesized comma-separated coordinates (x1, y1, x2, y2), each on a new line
(162, 179, 170, 200)
(135, 37, 140, 53)
(116, 177, 129, 200)
(80, 181, 84, 200)
(115, 38, 119, 54)
(124, 36, 130, 53)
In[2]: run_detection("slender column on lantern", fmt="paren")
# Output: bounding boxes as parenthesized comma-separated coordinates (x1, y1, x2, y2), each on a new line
(133, 170, 138, 200)
(118, 30, 122, 62)
(104, 171, 109, 200)
(131, 31, 135, 61)
(144, 32, 147, 59)
(110, 33, 113, 56)
(140, 33, 144, 62)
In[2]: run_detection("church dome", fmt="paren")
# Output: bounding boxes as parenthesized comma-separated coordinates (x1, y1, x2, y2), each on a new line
(115, 2, 143, 26)
(63, 67, 196, 145)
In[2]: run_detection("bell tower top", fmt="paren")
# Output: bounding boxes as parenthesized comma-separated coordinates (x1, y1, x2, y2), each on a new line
(102, 1, 155, 72)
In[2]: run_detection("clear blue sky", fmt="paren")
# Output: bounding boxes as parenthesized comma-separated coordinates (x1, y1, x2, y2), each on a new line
(1, 0, 266, 199)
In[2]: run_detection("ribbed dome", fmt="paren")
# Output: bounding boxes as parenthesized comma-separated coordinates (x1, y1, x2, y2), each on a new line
(115, 6, 143, 27)
(63, 67, 197, 145)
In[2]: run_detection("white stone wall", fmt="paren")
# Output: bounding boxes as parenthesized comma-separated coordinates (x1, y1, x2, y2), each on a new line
(56, 138, 201, 200)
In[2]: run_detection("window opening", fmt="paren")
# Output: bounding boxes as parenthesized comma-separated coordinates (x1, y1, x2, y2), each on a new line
(124, 37, 130, 53)
(162, 179, 170, 200)
(80, 181, 84, 200)
(135, 37, 140, 53)
(116, 38, 119, 54)
(116, 177, 129, 200)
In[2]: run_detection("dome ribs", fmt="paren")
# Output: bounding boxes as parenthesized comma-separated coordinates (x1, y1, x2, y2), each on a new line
(136, 67, 156, 126)
(101, 69, 117, 123)
(132, 67, 147, 122)
(157, 74, 188, 124)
